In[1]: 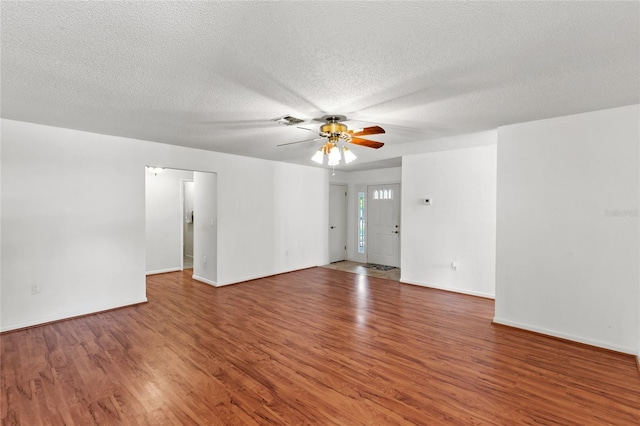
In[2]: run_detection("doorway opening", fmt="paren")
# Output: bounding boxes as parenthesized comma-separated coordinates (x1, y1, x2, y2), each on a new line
(182, 179, 194, 269)
(145, 167, 218, 285)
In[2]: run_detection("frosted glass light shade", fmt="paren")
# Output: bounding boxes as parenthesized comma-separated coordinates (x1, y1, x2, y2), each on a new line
(327, 146, 341, 166)
(343, 146, 357, 164)
(311, 149, 324, 164)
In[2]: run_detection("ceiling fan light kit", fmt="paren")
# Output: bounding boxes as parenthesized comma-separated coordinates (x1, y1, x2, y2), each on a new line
(310, 141, 358, 166)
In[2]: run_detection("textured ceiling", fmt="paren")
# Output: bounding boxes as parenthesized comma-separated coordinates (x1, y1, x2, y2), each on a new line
(1, 1, 638, 170)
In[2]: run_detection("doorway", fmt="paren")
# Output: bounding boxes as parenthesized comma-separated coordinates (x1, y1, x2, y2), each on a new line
(145, 168, 217, 285)
(182, 179, 194, 269)
(367, 183, 400, 267)
(329, 184, 347, 263)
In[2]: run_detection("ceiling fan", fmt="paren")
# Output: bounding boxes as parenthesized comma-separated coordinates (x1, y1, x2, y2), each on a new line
(277, 115, 385, 166)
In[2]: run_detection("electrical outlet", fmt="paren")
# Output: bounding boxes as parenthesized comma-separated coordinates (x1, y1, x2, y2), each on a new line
(31, 285, 40, 295)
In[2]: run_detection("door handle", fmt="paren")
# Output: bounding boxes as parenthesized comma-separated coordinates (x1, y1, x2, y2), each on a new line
(330, 226, 336, 229)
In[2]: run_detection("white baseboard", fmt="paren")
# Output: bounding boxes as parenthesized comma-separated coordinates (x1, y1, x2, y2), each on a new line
(400, 278, 495, 299)
(215, 273, 264, 287)
(493, 316, 636, 355)
(215, 265, 316, 287)
(192, 275, 217, 287)
(0, 297, 148, 333)
(146, 267, 181, 275)
(195, 269, 304, 288)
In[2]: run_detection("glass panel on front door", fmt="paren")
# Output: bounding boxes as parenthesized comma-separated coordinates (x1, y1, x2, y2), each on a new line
(358, 191, 365, 254)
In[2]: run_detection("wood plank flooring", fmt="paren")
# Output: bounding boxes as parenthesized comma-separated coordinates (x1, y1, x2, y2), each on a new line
(2, 267, 639, 425)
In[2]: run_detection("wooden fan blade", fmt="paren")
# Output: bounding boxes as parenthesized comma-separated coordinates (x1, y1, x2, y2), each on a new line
(277, 138, 322, 147)
(348, 125, 385, 137)
(350, 137, 384, 149)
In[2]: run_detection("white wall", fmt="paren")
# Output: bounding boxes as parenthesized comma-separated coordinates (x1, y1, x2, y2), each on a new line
(213, 156, 329, 285)
(1, 121, 147, 330)
(192, 171, 217, 285)
(401, 145, 497, 298)
(0, 119, 329, 331)
(495, 105, 639, 354)
(333, 130, 497, 265)
(145, 168, 193, 274)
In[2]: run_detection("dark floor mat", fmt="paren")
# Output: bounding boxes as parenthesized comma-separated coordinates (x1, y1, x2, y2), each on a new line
(364, 264, 396, 271)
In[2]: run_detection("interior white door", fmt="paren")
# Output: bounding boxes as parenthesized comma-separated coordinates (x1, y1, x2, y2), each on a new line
(367, 184, 400, 267)
(329, 184, 347, 263)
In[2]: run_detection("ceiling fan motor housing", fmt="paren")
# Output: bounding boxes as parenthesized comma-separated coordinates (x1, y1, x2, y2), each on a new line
(320, 122, 348, 142)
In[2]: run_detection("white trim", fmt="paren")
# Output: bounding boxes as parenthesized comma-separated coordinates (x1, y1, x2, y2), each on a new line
(0, 298, 148, 333)
(216, 272, 279, 287)
(215, 266, 316, 287)
(146, 267, 181, 275)
(400, 278, 495, 299)
(493, 316, 636, 355)
(192, 274, 217, 287)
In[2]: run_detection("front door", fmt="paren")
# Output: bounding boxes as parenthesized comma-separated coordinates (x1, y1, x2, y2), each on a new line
(329, 184, 347, 263)
(367, 184, 400, 267)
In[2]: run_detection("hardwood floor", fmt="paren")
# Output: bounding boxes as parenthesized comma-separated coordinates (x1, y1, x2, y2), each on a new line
(2, 268, 639, 425)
